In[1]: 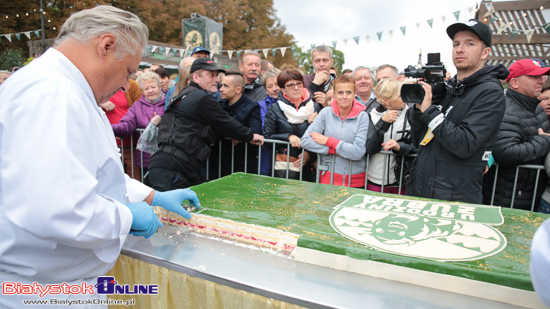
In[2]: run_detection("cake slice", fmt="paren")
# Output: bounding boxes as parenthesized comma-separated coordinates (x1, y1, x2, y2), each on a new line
(155, 207, 299, 253)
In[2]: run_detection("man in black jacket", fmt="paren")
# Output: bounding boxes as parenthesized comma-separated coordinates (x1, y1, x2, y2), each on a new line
(208, 72, 263, 179)
(482, 59, 550, 210)
(407, 19, 509, 204)
(239, 51, 266, 102)
(147, 58, 264, 191)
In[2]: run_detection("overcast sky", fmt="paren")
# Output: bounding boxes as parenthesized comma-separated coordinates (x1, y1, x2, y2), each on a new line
(272, 0, 480, 75)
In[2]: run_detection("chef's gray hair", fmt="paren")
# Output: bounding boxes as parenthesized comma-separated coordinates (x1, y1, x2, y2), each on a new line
(54, 5, 148, 60)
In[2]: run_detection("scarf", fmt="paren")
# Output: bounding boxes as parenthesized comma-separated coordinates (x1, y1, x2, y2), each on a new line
(278, 89, 314, 124)
(144, 91, 166, 104)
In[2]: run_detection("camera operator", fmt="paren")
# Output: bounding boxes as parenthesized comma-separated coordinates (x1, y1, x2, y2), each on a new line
(407, 19, 509, 204)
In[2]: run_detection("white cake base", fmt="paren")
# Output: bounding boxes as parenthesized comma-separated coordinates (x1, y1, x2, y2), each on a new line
(295, 247, 544, 308)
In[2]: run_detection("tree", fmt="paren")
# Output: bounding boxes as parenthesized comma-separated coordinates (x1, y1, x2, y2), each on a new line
(0, 48, 26, 70)
(206, 0, 296, 68)
(297, 46, 345, 75)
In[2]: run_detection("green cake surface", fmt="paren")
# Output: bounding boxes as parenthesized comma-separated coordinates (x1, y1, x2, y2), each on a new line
(190, 173, 549, 291)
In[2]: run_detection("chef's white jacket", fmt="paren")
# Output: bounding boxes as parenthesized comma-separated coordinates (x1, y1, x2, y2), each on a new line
(0, 48, 152, 290)
(531, 218, 550, 306)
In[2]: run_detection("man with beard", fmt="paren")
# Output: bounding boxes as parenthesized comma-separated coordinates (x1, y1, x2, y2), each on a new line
(407, 19, 509, 204)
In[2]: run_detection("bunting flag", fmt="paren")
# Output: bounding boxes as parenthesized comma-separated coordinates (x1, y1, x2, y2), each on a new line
(543, 23, 550, 33)
(4, 34, 11, 42)
(227, 50, 233, 60)
(180, 49, 186, 57)
(489, 17, 499, 24)
(467, 7, 474, 16)
(400, 26, 406, 36)
(165, 47, 171, 56)
(453, 10, 460, 21)
(236, 50, 242, 59)
(525, 29, 535, 43)
(15, 33, 20, 40)
(510, 29, 521, 40)
(416, 23, 421, 31)
(34, 30, 40, 37)
(497, 23, 509, 35)
(365, 35, 370, 43)
(377, 31, 383, 41)
(441, 15, 446, 25)
(262, 48, 269, 58)
(272, 49, 277, 57)
(332, 40, 337, 49)
(484, 3, 495, 18)
(186, 45, 192, 56)
(311, 44, 316, 49)
(388, 29, 393, 39)
(353, 36, 359, 45)
(281, 47, 286, 57)
(343, 39, 348, 46)
(24, 31, 31, 39)
(427, 19, 433, 28)
(290, 46, 296, 55)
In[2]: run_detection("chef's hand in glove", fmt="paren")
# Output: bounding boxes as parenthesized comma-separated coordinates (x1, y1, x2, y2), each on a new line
(125, 202, 162, 238)
(152, 189, 201, 219)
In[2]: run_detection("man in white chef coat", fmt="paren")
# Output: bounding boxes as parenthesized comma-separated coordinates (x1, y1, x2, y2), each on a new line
(0, 6, 199, 308)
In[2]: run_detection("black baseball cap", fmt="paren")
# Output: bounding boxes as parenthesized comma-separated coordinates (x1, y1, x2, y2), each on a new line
(190, 58, 225, 74)
(446, 19, 492, 47)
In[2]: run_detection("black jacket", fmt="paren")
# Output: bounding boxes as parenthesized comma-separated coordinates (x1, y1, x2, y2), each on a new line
(149, 82, 253, 177)
(365, 105, 415, 156)
(406, 64, 509, 204)
(243, 78, 267, 103)
(263, 91, 321, 157)
(482, 89, 550, 210)
(208, 95, 263, 179)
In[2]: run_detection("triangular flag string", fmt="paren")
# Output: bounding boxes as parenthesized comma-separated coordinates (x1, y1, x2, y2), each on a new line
(262, 48, 268, 58)
(510, 29, 521, 40)
(227, 50, 233, 60)
(15, 33, 20, 41)
(280, 47, 286, 57)
(388, 29, 393, 39)
(377, 31, 383, 41)
(525, 29, 535, 43)
(5, 34, 12, 42)
(365, 35, 370, 43)
(24, 31, 31, 39)
(332, 41, 337, 49)
(272, 48, 277, 58)
(343, 39, 348, 46)
(427, 19, 433, 28)
(453, 11, 460, 21)
(353, 36, 359, 45)
(400, 26, 406, 36)
(497, 23, 509, 35)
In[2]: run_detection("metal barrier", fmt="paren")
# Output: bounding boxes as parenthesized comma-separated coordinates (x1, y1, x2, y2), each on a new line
(117, 132, 547, 212)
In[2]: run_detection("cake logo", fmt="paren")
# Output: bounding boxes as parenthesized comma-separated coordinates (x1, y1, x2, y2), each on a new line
(329, 194, 507, 262)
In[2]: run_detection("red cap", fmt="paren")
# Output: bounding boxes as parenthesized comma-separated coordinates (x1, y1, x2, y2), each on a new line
(506, 59, 550, 82)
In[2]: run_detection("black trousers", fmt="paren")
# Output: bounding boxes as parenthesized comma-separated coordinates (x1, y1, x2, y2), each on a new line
(146, 167, 205, 191)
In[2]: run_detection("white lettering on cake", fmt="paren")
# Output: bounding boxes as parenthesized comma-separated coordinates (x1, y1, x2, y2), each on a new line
(422, 210, 437, 216)
(406, 202, 428, 209)
(382, 199, 405, 206)
(430, 204, 451, 212)
(407, 209, 422, 214)
(441, 212, 455, 218)
(362, 196, 384, 204)
(458, 206, 475, 221)
(367, 204, 385, 210)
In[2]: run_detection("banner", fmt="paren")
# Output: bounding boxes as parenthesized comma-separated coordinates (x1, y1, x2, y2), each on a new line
(400, 26, 406, 36)
(353, 36, 359, 45)
(427, 19, 433, 28)
(272, 49, 277, 57)
(453, 11, 460, 21)
(182, 14, 223, 55)
(377, 32, 382, 41)
(525, 29, 535, 43)
(227, 50, 233, 60)
(510, 29, 521, 40)
(332, 40, 337, 49)
(24, 31, 31, 39)
(497, 23, 509, 35)
(262, 48, 269, 58)
(281, 47, 286, 57)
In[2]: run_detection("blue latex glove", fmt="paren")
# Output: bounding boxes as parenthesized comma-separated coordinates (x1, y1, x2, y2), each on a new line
(153, 189, 201, 219)
(125, 202, 162, 239)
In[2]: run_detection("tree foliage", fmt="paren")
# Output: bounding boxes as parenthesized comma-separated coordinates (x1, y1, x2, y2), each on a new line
(0, 0, 296, 68)
(0, 48, 26, 70)
(297, 47, 345, 75)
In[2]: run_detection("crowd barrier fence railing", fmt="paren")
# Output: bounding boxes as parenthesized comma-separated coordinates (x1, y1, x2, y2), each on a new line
(118, 133, 546, 212)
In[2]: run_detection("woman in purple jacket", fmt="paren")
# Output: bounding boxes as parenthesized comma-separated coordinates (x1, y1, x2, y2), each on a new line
(112, 72, 164, 179)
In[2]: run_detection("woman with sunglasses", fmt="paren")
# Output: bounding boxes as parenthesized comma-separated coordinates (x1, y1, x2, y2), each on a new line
(264, 69, 321, 180)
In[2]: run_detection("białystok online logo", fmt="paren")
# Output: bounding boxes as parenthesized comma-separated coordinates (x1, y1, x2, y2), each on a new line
(2, 276, 158, 296)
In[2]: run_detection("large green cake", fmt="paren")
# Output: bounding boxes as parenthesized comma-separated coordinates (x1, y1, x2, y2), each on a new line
(183, 173, 548, 308)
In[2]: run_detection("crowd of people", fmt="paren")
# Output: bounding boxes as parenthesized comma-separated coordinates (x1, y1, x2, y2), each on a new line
(3, 5, 550, 307)
(95, 18, 550, 214)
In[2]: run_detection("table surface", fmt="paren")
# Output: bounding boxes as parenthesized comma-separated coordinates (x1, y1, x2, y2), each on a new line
(122, 226, 527, 309)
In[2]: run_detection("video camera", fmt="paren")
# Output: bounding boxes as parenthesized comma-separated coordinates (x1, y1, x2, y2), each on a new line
(401, 53, 447, 105)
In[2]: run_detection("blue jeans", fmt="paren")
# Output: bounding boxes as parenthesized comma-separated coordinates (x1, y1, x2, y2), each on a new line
(537, 199, 550, 214)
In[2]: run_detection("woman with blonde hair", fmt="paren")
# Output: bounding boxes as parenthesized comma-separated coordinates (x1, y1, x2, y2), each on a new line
(365, 78, 415, 194)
